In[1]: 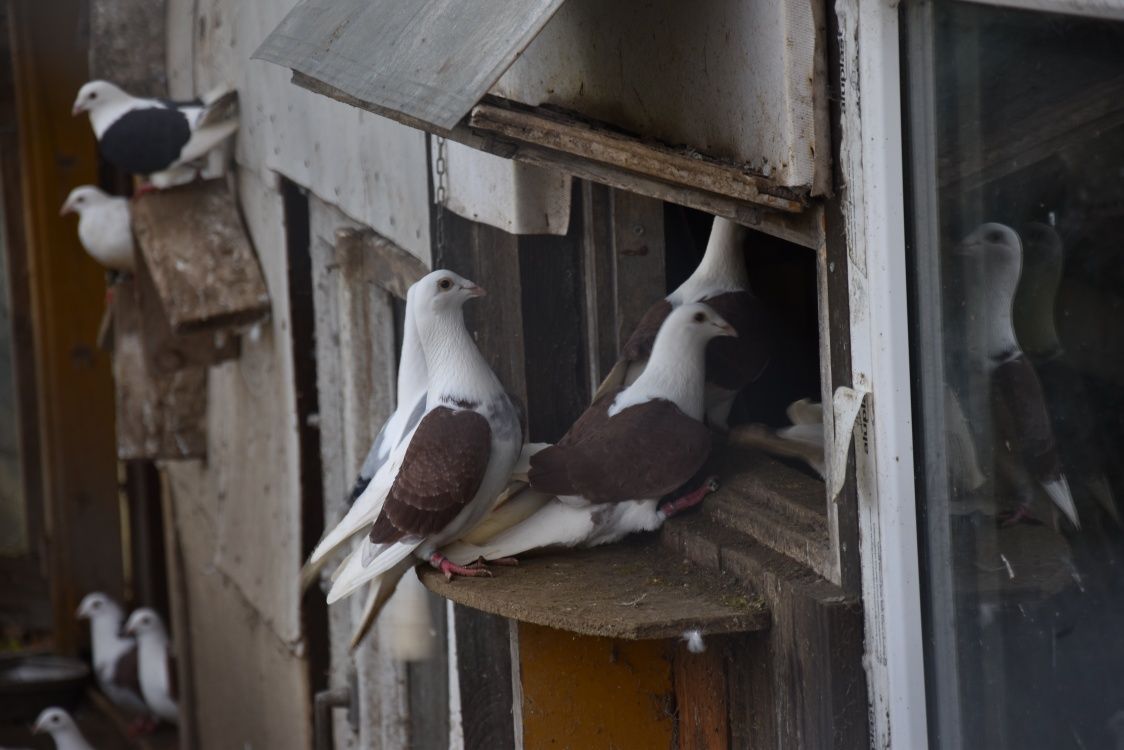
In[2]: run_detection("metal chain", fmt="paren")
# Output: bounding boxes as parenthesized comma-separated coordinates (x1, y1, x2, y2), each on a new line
(434, 136, 448, 259)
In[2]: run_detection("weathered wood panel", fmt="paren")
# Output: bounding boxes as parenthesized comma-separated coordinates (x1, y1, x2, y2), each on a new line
(469, 103, 805, 213)
(674, 638, 730, 750)
(131, 179, 270, 333)
(610, 191, 667, 352)
(135, 254, 240, 374)
(454, 608, 517, 750)
(253, 0, 567, 132)
(112, 280, 207, 460)
(88, 0, 167, 97)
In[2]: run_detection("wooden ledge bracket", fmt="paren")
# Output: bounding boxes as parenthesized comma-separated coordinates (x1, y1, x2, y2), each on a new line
(468, 101, 806, 214)
(420, 535, 769, 640)
(130, 178, 271, 334)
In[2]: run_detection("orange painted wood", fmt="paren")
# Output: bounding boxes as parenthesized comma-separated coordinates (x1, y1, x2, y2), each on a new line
(9, 0, 123, 652)
(674, 639, 730, 750)
(517, 622, 676, 750)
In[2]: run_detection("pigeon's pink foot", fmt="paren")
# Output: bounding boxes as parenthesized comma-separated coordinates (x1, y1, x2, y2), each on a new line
(429, 552, 493, 581)
(998, 505, 1043, 527)
(132, 183, 158, 199)
(660, 476, 720, 518)
(126, 716, 158, 737)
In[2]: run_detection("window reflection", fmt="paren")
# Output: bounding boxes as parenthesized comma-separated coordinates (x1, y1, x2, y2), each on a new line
(907, 3, 1124, 748)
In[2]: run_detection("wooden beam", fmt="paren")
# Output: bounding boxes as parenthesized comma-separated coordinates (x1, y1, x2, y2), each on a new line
(469, 101, 805, 213)
(333, 227, 428, 299)
(291, 73, 824, 249)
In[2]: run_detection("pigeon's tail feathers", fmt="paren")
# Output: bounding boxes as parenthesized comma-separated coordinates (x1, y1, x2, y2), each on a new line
(198, 86, 239, 120)
(299, 553, 332, 593)
(306, 487, 389, 575)
(1087, 474, 1121, 526)
(786, 398, 823, 426)
(444, 500, 594, 565)
(1043, 475, 1080, 530)
(347, 559, 431, 653)
(178, 119, 239, 165)
(736, 424, 826, 480)
(464, 487, 554, 545)
(373, 569, 437, 659)
(327, 539, 418, 604)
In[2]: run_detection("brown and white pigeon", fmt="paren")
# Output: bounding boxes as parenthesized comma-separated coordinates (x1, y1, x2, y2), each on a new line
(32, 708, 94, 750)
(71, 81, 238, 189)
(324, 271, 522, 620)
(75, 593, 149, 727)
(59, 187, 135, 273)
(443, 302, 734, 563)
(594, 216, 771, 429)
(123, 608, 178, 725)
(959, 223, 1079, 528)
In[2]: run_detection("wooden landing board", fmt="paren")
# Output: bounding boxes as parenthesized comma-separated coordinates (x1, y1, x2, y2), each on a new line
(131, 179, 270, 333)
(420, 535, 769, 640)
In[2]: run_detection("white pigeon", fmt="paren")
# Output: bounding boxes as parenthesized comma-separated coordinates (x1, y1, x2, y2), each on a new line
(443, 303, 733, 565)
(301, 280, 428, 592)
(324, 270, 522, 615)
(59, 187, 135, 273)
(123, 608, 178, 725)
(32, 708, 94, 750)
(595, 216, 771, 429)
(75, 593, 149, 723)
(71, 81, 239, 189)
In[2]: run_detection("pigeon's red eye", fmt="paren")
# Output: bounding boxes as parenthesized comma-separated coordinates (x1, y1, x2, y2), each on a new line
(693, 312, 706, 323)
(438, 278, 453, 291)
(89, 92, 97, 100)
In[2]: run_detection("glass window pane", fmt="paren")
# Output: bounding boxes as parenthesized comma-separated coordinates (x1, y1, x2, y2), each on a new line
(905, 4, 1124, 748)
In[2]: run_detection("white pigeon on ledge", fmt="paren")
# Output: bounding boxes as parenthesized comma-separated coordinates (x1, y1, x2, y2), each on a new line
(123, 608, 178, 725)
(324, 270, 522, 622)
(444, 302, 733, 565)
(75, 593, 150, 728)
(59, 186, 135, 273)
(72, 81, 239, 190)
(32, 708, 94, 750)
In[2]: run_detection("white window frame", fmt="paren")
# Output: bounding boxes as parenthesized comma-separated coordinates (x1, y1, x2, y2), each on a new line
(836, 1, 928, 748)
(849, 0, 1124, 747)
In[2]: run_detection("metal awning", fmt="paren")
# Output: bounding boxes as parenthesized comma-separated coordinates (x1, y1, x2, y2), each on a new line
(253, 0, 568, 133)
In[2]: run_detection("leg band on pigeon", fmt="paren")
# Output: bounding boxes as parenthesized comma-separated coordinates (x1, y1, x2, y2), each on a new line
(659, 476, 720, 518)
(428, 552, 493, 581)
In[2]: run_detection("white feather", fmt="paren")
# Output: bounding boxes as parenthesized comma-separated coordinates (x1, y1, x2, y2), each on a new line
(328, 540, 418, 604)
(1042, 476, 1080, 530)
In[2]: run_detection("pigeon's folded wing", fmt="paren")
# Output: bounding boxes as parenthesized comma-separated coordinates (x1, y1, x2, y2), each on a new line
(529, 392, 712, 503)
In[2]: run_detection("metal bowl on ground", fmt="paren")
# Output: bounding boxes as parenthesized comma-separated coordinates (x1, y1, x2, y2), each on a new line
(0, 653, 90, 723)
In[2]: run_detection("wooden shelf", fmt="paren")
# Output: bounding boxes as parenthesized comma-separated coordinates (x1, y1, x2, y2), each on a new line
(420, 535, 769, 640)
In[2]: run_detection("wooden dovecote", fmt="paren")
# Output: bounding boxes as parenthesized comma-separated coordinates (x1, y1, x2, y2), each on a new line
(111, 178, 271, 460)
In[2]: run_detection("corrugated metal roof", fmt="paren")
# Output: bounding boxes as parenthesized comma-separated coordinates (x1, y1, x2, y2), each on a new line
(253, 0, 568, 133)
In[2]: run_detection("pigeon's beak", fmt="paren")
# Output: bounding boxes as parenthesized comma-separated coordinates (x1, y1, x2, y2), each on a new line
(713, 317, 737, 338)
(59, 201, 74, 217)
(75, 603, 87, 618)
(31, 717, 46, 734)
(71, 102, 82, 117)
(462, 283, 486, 298)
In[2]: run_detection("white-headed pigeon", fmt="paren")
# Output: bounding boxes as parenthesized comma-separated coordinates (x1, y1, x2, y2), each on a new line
(32, 708, 94, 750)
(71, 81, 238, 189)
(323, 270, 522, 618)
(123, 608, 178, 725)
(442, 302, 733, 564)
(959, 222, 1079, 528)
(75, 593, 150, 729)
(595, 216, 771, 429)
(59, 187, 135, 273)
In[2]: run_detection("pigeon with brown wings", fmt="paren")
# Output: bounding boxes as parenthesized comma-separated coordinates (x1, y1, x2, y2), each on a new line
(595, 216, 771, 429)
(324, 271, 522, 632)
(442, 302, 734, 564)
(76, 593, 153, 733)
